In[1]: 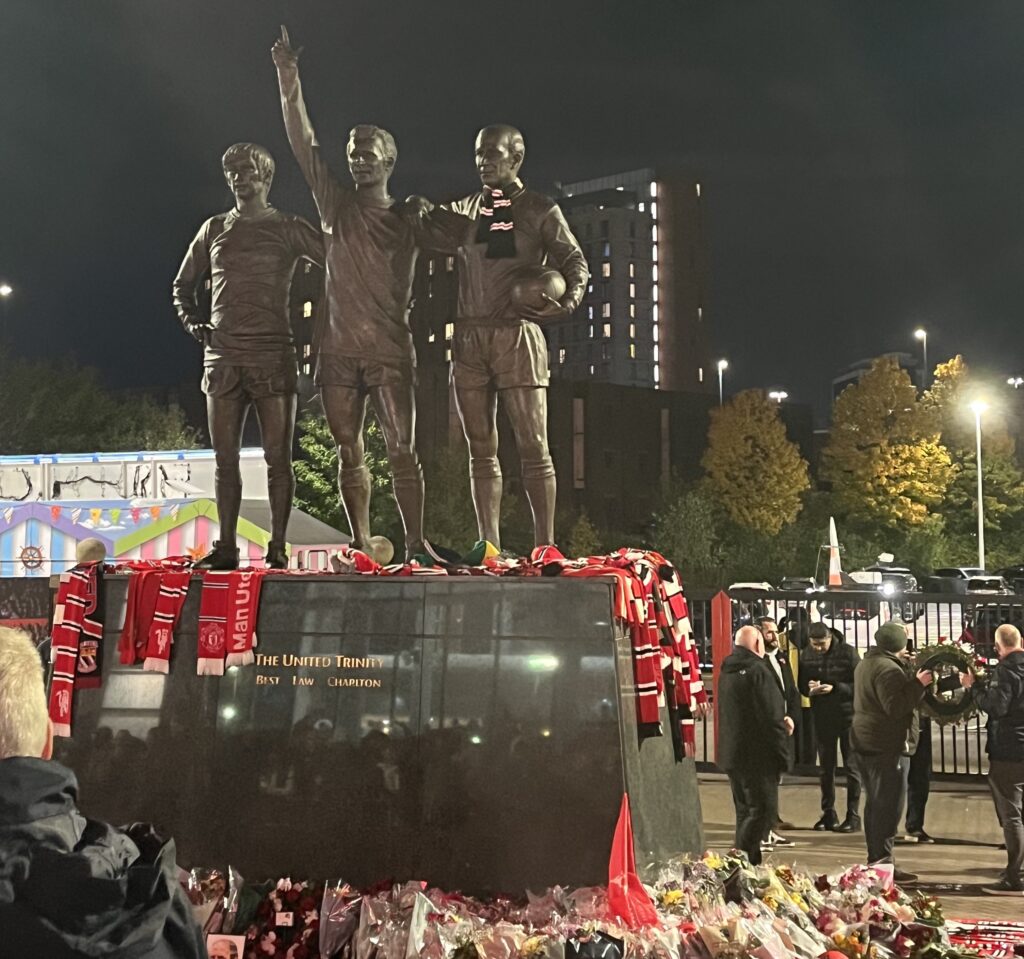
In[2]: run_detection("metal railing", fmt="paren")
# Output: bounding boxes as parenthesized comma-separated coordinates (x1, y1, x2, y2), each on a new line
(687, 586, 1024, 780)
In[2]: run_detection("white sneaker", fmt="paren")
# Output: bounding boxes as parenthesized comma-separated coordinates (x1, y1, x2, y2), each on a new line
(766, 830, 794, 847)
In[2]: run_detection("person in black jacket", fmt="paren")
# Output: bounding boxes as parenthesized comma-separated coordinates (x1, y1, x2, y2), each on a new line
(0, 627, 205, 957)
(717, 625, 792, 865)
(799, 622, 862, 832)
(961, 623, 1024, 897)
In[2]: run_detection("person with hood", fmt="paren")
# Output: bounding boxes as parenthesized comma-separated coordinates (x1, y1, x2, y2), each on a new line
(851, 621, 933, 882)
(800, 621, 862, 833)
(961, 623, 1024, 896)
(0, 627, 205, 957)
(717, 625, 792, 865)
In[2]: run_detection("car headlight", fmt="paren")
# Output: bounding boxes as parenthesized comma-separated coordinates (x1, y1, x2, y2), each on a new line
(881, 582, 895, 596)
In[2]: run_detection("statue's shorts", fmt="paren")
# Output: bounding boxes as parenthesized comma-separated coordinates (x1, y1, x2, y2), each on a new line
(201, 362, 298, 400)
(314, 353, 415, 391)
(451, 320, 550, 391)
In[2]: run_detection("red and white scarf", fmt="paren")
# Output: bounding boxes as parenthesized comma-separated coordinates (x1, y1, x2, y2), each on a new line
(49, 563, 103, 737)
(143, 571, 192, 673)
(475, 185, 516, 258)
(196, 569, 265, 675)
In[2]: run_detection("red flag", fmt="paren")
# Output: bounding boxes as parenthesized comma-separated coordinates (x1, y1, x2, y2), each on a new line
(50, 506, 62, 523)
(606, 793, 659, 929)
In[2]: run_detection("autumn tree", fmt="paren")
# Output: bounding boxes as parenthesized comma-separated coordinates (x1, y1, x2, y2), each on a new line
(701, 389, 810, 535)
(923, 356, 1024, 565)
(822, 356, 952, 529)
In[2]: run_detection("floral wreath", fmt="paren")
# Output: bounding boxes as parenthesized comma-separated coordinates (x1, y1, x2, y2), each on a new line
(914, 640, 988, 726)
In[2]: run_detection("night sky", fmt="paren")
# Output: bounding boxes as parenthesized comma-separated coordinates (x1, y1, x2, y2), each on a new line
(3, 1, 1023, 419)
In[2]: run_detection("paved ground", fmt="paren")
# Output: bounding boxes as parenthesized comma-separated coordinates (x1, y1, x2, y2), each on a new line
(699, 774, 1022, 921)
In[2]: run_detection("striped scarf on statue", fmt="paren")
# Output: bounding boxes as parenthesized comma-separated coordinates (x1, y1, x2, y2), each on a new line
(475, 186, 516, 258)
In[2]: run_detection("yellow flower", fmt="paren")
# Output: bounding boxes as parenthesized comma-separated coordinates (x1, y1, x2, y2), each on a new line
(704, 853, 725, 870)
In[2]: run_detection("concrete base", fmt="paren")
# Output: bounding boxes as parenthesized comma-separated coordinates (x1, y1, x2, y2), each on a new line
(54, 575, 703, 892)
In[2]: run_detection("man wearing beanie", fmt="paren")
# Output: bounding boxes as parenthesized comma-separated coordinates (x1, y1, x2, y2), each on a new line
(851, 620, 933, 882)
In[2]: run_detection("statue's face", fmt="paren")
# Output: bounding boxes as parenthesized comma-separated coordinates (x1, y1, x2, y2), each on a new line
(475, 130, 521, 189)
(347, 138, 392, 189)
(223, 155, 269, 205)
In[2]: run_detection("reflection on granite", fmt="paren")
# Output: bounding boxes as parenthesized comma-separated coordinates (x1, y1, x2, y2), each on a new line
(54, 577, 703, 891)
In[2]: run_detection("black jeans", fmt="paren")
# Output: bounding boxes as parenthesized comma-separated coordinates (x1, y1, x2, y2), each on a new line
(815, 717, 861, 819)
(905, 718, 932, 833)
(988, 759, 1024, 886)
(857, 752, 909, 864)
(727, 768, 779, 866)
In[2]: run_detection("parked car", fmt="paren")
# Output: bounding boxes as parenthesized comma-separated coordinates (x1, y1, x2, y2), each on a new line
(860, 565, 922, 621)
(924, 566, 987, 595)
(995, 564, 1024, 592)
(778, 576, 817, 592)
(966, 575, 1011, 595)
(961, 604, 1024, 658)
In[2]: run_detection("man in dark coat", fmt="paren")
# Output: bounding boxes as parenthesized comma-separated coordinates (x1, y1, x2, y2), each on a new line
(961, 623, 1024, 896)
(0, 627, 205, 957)
(800, 621, 862, 832)
(717, 625, 792, 865)
(851, 621, 933, 883)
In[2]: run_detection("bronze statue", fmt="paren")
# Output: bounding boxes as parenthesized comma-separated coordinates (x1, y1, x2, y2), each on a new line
(272, 26, 427, 562)
(412, 126, 589, 548)
(173, 142, 323, 569)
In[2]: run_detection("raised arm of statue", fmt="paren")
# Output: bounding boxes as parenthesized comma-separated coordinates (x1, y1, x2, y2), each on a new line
(172, 218, 214, 342)
(272, 25, 341, 224)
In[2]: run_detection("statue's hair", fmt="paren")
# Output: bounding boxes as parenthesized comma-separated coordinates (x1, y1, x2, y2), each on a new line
(0, 627, 48, 760)
(222, 143, 276, 186)
(478, 124, 526, 161)
(349, 125, 398, 164)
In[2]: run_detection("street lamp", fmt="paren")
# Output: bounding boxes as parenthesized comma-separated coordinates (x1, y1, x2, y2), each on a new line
(0, 284, 12, 298)
(768, 390, 788, 404)
(914, 328, 928, 389)
(1008, 376, 1023, 389)
(970, 400, 988, 570)
(717, 358, 728, 406)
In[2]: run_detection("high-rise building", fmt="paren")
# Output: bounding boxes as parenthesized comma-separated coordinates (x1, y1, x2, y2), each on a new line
(553, 168, 711, 392)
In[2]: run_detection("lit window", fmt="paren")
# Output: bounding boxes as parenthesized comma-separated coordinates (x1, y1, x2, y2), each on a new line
(698, 306, 703, 320)
(638, 201, 645, 212)
(629, 262, 635, 278)
(603, 323, 612, 338)
(653, 325, 659, 343)
(698, 366, 704, 383)
(302, 300, 313, 318)
(652, 284, 659, 303)
(653, 345, 660, 362)
(587, 283, 594, 293)
(587, 305, 594, 319)
(428, 260, 435, 276)
(629, 323, 636, 338)
(652, 265, 659, 282)
(651, 225, 658, 243)
(303, 344, 311, 358)
(650, 201, 658, 219)
(303, 362, 311, 374)
(629, 303, 635, 318)
(650, 181, 658, 198)
(428, 333, 436, 343)
(602, 302, 611, 317)
(445, 348, 451, 361)
(603, 242, 610, 257)
(653, 304, 659, 322)
(629, 283, 636, 298)
(652, 243, 658, 262)
(588, 325, 594, 338)
(445, 322, 454, 340)
(630, 344, 636, 358)
(696, 183, 701, 197)
(601, 262, 611, 278)
(589, 364, 595, 375)
(559, 348, 566, 364)
(654, 366, 660, 385)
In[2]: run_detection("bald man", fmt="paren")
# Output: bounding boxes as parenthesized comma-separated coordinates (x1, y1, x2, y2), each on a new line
(717, 625, 792, 864)
(962, 623, 1024, 896)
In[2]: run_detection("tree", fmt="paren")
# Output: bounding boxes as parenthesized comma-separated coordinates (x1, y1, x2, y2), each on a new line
(292, 411, 402, 541)
(924, 356, 1024, 565)
(701, 389, 810, 535)
(822, 356, 952, 530)
(0, 351, 196, 454)
(651, 484, 727, 587)
(565, 509, 602, 558)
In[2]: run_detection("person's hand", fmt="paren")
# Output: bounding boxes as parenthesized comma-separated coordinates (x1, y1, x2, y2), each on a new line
(783, 716, 795, 735)
(272, 25, 302, 71)
(694, 700, 711, 720)
(185, 320, 211, 344)
(960, 670, 976, 689)
(816, 683, 833, 695)
(404, 195, 435, 218)
(916, 668, 934, 687)
(684, 740, 696, 760)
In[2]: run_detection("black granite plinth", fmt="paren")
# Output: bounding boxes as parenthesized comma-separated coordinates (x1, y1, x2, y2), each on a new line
(53, 576, 703, 892)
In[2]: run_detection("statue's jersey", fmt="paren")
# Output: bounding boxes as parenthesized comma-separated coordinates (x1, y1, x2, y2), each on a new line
(278, 75, 419, 370)
(172, 208, 322, 367)
(418, 179, 589, 326)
